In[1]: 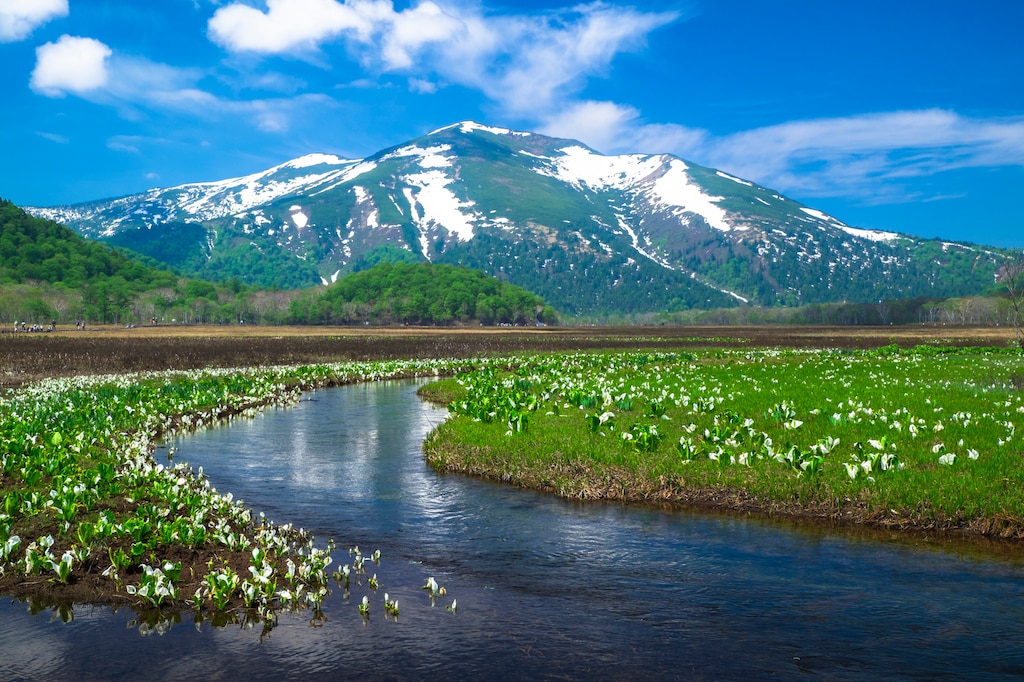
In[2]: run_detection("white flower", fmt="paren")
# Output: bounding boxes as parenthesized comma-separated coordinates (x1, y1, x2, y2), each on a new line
(843, 463, 859, 480)
(938, 453, 956, 466)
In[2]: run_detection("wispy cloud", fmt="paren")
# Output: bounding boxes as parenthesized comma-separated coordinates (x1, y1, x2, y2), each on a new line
(107, 140, 140, 154)
(36, 131, 68, 144)
(0, 0, 67, 42)
(543, 101, 1024, 205)
(208, 1, 679, 115)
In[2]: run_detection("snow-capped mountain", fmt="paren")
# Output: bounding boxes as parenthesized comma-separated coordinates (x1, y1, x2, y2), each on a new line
(28, 121, 1000, 314)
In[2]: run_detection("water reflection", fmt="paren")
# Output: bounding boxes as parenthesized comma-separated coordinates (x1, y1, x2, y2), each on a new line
(3, 380, 1024, 680)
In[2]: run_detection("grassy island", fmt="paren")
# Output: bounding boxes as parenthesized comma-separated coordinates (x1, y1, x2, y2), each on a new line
(422, 346, 1024, 538)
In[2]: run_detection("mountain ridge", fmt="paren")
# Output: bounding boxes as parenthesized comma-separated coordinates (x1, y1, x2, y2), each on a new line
(27, 121, 1002, 315)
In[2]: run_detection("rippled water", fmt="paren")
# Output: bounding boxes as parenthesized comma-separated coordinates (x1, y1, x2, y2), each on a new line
(4, 380, 1024, 680)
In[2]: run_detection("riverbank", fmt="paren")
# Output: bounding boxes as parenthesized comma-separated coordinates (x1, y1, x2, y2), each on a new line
(0, 360, 456, 615)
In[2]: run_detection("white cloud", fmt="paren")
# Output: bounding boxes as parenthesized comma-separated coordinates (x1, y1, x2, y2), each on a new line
(208, 0, 375, 53)
(692, 110, 1024, 202)
(30, 35, 112, 97)
(28, 30, 338, 138)
(0, 0, 67, 42)
(382, 1, 461, 69)
(542, 102, 1024, 205)
(208, 1, 677, 112)
(479, 4, 675, 114)
(539, 100, 707, 154)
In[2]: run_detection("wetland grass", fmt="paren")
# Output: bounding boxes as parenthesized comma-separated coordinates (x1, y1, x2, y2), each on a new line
(422, 346, 1024, 539)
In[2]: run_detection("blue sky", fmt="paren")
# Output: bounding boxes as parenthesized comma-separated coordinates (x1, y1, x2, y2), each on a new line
(1, 0, 1022, 247)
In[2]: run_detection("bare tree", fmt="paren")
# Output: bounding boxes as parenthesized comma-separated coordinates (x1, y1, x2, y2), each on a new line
(1000, 250, 1024, 349)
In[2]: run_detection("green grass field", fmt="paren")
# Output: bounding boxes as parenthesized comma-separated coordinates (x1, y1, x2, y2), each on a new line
(423, 346, 1024, 537)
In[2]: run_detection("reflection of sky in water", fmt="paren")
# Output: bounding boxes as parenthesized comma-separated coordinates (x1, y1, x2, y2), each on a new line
(4, 380, 1024, 680)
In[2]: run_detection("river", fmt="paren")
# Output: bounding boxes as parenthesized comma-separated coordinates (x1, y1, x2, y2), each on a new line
(2, 380, 1024, 680)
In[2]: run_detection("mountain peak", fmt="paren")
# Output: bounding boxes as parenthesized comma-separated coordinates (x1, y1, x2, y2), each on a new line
(428, 120, 533, 138)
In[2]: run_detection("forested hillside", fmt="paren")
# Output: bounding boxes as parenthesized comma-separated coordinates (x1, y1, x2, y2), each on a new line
(1, 199, 554, 327)
(0, 199, 180, 323)
(0, 199, 175, 290)
(289, 262, 557, 326)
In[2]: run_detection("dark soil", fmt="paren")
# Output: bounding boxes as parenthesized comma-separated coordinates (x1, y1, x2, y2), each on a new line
(0, 324, 1010, 389)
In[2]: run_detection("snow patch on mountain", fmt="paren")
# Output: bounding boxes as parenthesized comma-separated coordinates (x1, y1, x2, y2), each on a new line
(649, 160, 731, 232)
(286, 153, 349, 168)
(544, 145, 662, 189)
(310, 159, 379, 196)
(716, 170, 753, 187)
(799, 207, 900, 242)
(384, 144, 452, 167)
(403, 169, 479, 243)
(839, 226, 902, 242)
(289, 206, 308, 229)
(613, 213, 675, 270)
(352, 186, 380, 228)
(173, 157, 361, 220)
(431, 121, 531, 137)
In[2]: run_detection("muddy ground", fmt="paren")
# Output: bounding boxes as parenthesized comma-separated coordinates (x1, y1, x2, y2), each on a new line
(0, 323, 1013, 389)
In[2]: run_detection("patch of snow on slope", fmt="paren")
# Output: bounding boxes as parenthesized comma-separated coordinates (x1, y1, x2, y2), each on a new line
(352, 186, 379, 228)
(546, 145, 663, 189)
(799, 207, 900, 242)
(799, 207, 843, 224)
(285, 153, 348, 168)
(649, 160, 731, 232)
(615, 214, 674, 270)
(716, 170, 753, 187)
(385, 144, 452, 165)
(289, 206, 308, 229)
(402, 187, 432, 260)
(403, 170, 479, 242)
(310, 160, 379, 196)
(159, 156, 364, 221)
(839, 226, 902, 242)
